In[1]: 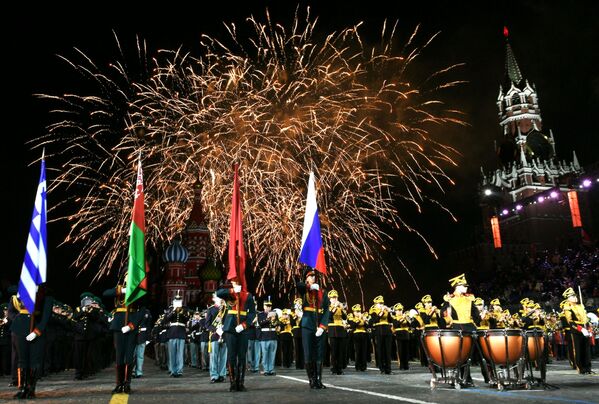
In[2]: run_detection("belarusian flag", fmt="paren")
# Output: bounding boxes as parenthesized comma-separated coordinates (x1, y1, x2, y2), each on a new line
(125, 156, 147, 305)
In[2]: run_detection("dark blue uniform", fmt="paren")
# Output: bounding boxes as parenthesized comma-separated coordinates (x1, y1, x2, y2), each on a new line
(8, 292, 53, 399)
(216, 288, 256, 391)
(103, 287, 144, 394)
(296, 281, 330, 389)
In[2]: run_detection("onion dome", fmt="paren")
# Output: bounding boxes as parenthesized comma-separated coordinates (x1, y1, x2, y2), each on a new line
(163, 240, 189, 263)
(200, 261, 222, 281)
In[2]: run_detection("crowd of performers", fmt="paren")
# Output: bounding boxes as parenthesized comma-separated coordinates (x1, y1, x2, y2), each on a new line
(1, 269, 597, 398)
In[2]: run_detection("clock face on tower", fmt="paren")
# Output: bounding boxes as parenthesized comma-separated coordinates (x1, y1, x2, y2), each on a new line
(525, 130, 553, 160)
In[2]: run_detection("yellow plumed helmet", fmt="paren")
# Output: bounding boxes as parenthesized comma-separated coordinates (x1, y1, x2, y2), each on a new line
(415, 302, 424, 310)
(532, 303, 541, 310)
(373, 295, 384, 304)
(520, 297, 530, 305)
(526, 300, 536, 308)
(503, 309, 511, 315)
(352, 304, 362, 312)
(328, 290, 338, 298)
(449, 273, 468, 287)
(421, 294, 433, 303)
(559, 299, 567, 309)
(512, 312, 520, 319)
(490, 298, 501, 306)
(393, 303, 404, 311)
(562, 287, 575, 298)
(474, 297, 484, 306)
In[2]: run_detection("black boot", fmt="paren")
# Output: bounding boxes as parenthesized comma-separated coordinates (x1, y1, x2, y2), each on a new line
(14, 368, 28, 399)
(26, 368, 38, 399)
(305, 361, 316, 388)
(122, 364, 132, 394)
(111, 365, 124, 394)
(236, 363, 246, 392)
(228, 364, 237, 392)
(315, 361, 326, 389)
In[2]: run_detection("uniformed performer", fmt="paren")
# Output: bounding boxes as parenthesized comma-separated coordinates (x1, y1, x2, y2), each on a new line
(133, 307, 152, 378)
(206, 294, 227, 383)
(391, 303, 412, 371)
(562, 287, 592, 374)
(257, 299, 278, 376)
(103, 284, 143, 394)
(279, 309, 294, 368)
(369, 296, 393, 374)
(327, 290, 347, 375)
(291, 297, 304, 369)
(216, 278, 256, 391)
(473, 297, 491, 383)
(442, 274, 480, 331)
(442, 274, 479, 386)
(348, 304, 368, 371)
(73, 292, 100, 381)
(164, 292, 189, 378)
(8, 284, 53, 399)
(296, 267, 330, 389)
(0, 303, 11, 376)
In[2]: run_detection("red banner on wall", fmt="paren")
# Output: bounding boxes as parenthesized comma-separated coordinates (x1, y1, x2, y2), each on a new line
(491, 216, 502, 249)
(567, 191, 582, 228)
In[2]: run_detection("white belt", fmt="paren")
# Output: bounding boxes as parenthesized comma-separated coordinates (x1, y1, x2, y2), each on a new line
(140, 328, 147, 331)
(261, 328, 276, 332)
(170, 322, 186, 327)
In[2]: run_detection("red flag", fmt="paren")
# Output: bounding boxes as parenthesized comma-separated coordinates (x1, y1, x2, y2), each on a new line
(228, 164, 247, 291)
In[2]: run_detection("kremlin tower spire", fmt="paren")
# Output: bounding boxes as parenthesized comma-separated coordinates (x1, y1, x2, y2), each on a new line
(503, 27, 523, 86)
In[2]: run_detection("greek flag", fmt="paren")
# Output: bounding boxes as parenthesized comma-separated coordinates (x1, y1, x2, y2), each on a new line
(18, 156, 47, 314)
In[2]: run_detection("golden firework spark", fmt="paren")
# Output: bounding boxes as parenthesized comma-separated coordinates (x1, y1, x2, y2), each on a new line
(38, 8, 465, 296)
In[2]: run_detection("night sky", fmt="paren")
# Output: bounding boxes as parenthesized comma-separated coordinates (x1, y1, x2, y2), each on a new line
(3, 1, 598, 308)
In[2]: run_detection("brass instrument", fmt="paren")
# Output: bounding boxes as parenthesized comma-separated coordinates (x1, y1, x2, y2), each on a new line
(211, 304, 226, 344)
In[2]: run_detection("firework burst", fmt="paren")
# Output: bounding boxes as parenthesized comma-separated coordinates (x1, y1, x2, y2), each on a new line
(37, 7, 465, 296)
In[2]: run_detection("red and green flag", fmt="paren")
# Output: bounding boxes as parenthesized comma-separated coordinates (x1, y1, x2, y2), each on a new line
(125, 156, 147, 305)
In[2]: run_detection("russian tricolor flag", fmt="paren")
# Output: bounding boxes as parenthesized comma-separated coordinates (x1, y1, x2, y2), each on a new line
(299, 172, 327, 274)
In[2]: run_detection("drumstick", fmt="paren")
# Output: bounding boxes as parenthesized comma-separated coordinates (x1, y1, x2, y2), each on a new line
(578, 285, 584, 306)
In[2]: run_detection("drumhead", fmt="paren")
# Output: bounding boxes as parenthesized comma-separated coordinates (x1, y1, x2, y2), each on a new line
(423, 329, 473, 337)
(481, 328, 523, 337)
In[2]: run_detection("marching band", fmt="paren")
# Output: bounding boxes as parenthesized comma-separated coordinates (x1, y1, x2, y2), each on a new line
(1, 272, 597, 399)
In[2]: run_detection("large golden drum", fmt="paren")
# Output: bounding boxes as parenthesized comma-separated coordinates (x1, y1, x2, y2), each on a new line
(525, 330, 545, 361)
(478, 329, 524, 366)
(422, 329, 473, 368)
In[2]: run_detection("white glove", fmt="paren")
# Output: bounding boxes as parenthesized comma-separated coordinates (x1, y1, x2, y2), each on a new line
(315, 327, 324, 337)
(581, 328, 589, 337)
(310, 283, 319, 291)
(235, 324, 244, 333)
(233, 285, 242, 293)
(216, 328, 224, 336)
(409, 309, 418, 318)
(26, 332, 37, 342)
(145, 341, 151, 345)
(121, 325, 131, 334)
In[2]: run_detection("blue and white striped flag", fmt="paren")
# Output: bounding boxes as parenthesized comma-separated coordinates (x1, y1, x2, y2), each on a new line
(18, 156, 47, 314)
